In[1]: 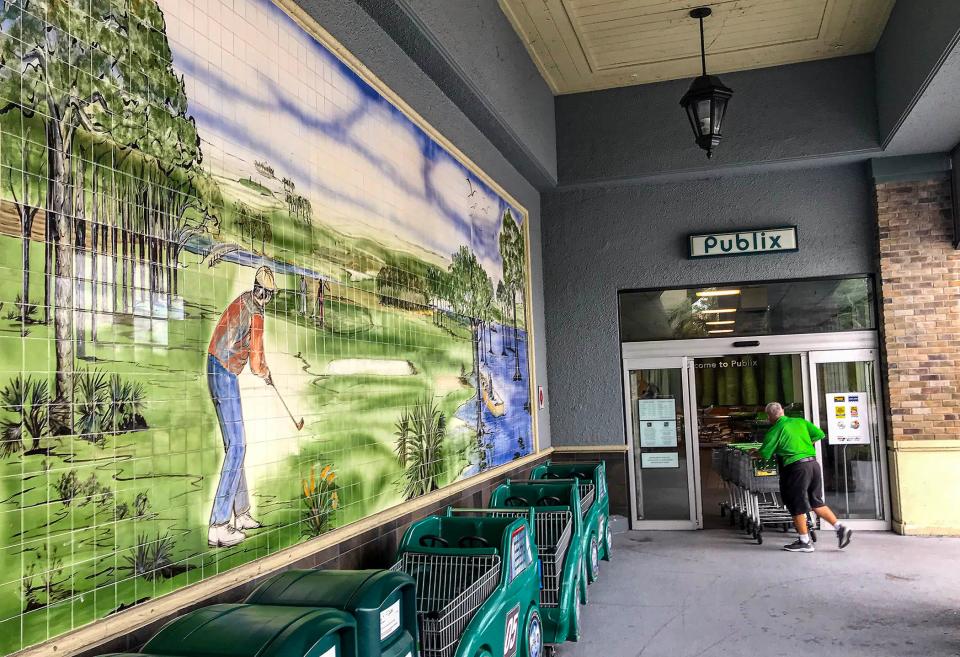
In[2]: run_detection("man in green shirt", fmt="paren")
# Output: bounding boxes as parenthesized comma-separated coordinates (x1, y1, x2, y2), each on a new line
(756, 402, 853, 553)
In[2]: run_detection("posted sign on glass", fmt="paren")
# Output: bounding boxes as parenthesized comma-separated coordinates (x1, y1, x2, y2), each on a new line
(826, 393, 871, 445)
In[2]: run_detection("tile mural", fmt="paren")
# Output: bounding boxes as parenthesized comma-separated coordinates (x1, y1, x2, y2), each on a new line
(0, 0, 535, 652)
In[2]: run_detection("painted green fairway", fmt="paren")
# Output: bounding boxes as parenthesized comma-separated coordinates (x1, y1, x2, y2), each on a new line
(0, 233, 478, 652)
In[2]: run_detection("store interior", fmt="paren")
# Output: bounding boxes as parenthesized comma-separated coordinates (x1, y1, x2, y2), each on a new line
(695, 353, 805, 529)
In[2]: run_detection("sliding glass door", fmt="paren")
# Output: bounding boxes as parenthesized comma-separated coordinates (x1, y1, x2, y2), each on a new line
(624, 357, 700, 528)
(809, 349, 889, 527)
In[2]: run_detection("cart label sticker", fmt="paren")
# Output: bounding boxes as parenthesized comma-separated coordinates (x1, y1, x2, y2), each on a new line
(379, 599, 401, 640)
(509, 525, 530, 581)
(504, 604, 521, 657)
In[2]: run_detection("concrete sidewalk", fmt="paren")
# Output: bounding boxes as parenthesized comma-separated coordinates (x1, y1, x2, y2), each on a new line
(564, 530, 960, 657)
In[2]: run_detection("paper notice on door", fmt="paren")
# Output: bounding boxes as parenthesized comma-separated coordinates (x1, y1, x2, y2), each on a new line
(319, 648, 337, 657)
(826, 392, 870, 445)
(380, 599, 401, 640)
(641, 452, 679, 468)
(639, 420, 678, 448)
(637, 398, 675, 421)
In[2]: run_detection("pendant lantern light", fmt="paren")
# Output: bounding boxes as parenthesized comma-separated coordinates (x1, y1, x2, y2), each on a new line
(680, 7, 733, 159)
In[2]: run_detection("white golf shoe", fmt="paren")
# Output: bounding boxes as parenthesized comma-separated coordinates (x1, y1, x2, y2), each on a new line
(208, 523, 245, 547)
(234, 513, 261, 530)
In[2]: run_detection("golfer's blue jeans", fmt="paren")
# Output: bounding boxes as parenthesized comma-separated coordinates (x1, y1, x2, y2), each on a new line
(207, 354, 250, 526)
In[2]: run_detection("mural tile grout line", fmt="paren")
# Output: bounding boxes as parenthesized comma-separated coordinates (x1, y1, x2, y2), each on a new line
(0, 0, 536, 653)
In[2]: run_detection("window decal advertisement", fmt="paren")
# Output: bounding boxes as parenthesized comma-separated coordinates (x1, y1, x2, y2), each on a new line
(826, 393, 871, 445)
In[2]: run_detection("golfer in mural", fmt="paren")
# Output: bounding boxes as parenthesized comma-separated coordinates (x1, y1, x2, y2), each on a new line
(206, 266, 277, 547)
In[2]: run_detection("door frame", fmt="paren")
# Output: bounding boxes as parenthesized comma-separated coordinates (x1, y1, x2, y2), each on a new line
(808, 348, 892, 531)
(623, 356, 701, 529)
(622, 331, 890, 529)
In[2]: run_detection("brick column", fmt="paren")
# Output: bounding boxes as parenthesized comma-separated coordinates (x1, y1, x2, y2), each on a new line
(875, 175, 960, 535)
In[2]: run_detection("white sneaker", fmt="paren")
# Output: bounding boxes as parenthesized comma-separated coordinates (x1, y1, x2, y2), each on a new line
(208, 523, 245, 547)
(234, 513, 261, 530)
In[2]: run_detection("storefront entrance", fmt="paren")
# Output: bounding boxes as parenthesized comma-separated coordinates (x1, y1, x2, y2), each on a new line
(618, 278, 890, 531)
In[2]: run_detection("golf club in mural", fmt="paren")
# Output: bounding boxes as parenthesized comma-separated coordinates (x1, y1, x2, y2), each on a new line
(206, 266, 277, 547)
(272, 383, 305, 431)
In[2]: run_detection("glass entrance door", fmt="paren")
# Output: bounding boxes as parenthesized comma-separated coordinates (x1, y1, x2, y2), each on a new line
(809, 349, 889, 527)
(690, 353, 807, 529)
(623, 357, 700, 528)
(622, 335, 891, 531)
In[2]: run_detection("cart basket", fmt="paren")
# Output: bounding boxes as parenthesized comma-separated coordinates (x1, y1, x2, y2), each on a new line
(392, 552, 500, 657)
(492, 509, 572, 608)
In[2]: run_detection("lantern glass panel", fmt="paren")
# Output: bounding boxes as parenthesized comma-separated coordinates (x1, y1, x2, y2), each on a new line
(711, 97, 727, 134)
(695, 98, 712, 135)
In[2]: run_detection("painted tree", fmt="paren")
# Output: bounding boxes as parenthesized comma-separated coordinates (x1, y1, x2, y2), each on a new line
(0, 115, 46, 326)
(498, 209, 526, 379)
(496, 279, 510, 355)
(448, 246, 491, 437)
(0, 0, 203, 433)
(254, 160, 275, 181)
(477, 272, 494, 363)
(282, 177, 297, 217)
(425, 265, 449, 326)
(234, 202, 253, 242)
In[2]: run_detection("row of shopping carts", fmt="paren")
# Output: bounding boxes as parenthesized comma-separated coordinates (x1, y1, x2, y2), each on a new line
(396, 460, 612, 657)
(107, 460, 611, 657)
(714, 443, 817, 545)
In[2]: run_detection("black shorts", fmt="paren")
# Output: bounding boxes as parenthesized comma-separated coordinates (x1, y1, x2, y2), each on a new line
(780, 460, 824, 516)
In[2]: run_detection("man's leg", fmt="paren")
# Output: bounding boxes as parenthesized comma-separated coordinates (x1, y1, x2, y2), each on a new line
(781, 464, 814, 552)
(234, 469, 250, 518)
(808, 464, 852, 549)
(812, 505, 838, 525)
(792, 513, 808, 535)
(207, 357, 248, 546)
(232, 468, 262, 530)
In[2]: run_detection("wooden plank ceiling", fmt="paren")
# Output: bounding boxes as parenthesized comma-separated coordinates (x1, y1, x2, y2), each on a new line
(499, 0, 895, 94)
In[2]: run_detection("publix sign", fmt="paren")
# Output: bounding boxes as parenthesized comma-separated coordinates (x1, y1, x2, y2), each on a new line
(688, 226, 798, 259)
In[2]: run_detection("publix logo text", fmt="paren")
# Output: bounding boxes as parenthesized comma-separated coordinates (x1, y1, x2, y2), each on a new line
(688, 227, 798, 259)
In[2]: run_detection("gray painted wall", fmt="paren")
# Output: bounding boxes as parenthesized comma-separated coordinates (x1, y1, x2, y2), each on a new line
(542, 163, 875, 444)
(556, 55, 879, 185)
(353, 0, 557, 188)
(295, 0, 552, 445)
(874, 0, 960, 145)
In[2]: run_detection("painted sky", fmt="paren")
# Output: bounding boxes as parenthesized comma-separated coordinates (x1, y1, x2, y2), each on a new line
(159, 0, 523, 280)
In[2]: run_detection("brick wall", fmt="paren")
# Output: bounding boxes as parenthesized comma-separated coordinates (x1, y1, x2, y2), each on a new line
(875, 176, 960, 440)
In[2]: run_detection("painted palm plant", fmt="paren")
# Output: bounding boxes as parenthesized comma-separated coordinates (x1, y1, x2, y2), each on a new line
(395, 396, 447, 500)
(0, 375, 49, 457)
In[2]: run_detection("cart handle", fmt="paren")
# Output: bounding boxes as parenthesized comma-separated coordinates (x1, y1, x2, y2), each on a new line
(445, 506, 537, 527)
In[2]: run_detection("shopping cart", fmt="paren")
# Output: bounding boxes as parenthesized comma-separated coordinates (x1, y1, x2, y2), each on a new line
(489, 480, 584, 652)
(393, 509, 542, 657)
(531, 459, 612, 568)
(523, 476, 597, 602)
(714, 443, 818, 545)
